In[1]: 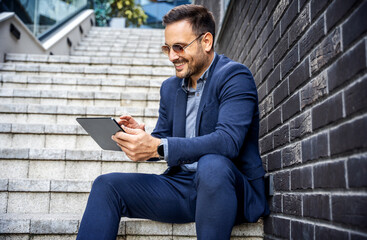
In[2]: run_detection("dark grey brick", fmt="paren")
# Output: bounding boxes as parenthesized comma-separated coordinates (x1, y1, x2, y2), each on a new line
(345, 76, 367, 116)
(270, 194, 282, 213)
(268, 107, 282, 131)
(312, 92, 343, 131)
(302, 132, 329, 163)
(262, 154, 268, 172)
(261, 18, 273, 46)
(328, 39, 366, 92)
(310, 27, 341, 75)
(291, 166, 312, 190)
(273, 217, 290, 239)
(267, 24, 281, 54)
(289, 57, 310, 93)
(300, 71, 327, 109)
(254, 71, 262, 87)
(258, 82, 267, 103)
(274, 35, 289, 65)
(273, 78, 289, 107)
(303, 194, 330, 220)
(330, 115, 367, 156)
(283, 194, 302, 215)
(314, 161, 346, 188)
(268, 150, 281, 171)
(332, 195, 367, 229)
(310, 0, 330, 21)
(274, 171, 290, 191)
(300, 15, 325, 59)
(281, 44, 299, 78)
(274, 124, 289, 148)
(282, 142, 302, 167)
(264, 216, 274, 236)
(326, 0, 360, 31)
(290, 111, 311, 141)
(273, 0, 289, 26)
(289, 3, 310, 45)
(348, 155, 367, 188)
(267, 64, 281, 92)
(351, 233, 367, 240)
(291, 221, 314, 240)
(299, 0, 308, 10)
(262, 53, 274, 79)
(260, 133, 273, 154)
(280, 0, 298, 35)
(282, 92, 300, 121)
(342, 1, 367, 49)
(267, 0, 280, 14)
(315, 225, 349, 240)
(255, 45, 268, 74)
(259, 117, 268, 138)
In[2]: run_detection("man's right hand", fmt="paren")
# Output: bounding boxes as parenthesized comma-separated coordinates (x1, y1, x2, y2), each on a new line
(118, 115, 146, 131)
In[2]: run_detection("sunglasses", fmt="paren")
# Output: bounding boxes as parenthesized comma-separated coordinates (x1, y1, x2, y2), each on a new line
(161, 33, 205, 56)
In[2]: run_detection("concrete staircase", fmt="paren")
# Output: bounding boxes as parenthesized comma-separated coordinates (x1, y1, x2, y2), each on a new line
(0, 27, 263, 239)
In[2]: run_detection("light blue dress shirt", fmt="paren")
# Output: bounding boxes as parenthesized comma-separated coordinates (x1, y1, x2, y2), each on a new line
(161, 53, 217, 172)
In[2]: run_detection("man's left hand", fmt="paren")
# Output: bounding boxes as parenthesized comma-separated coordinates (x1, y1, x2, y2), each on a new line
(112, 126, 161, 162)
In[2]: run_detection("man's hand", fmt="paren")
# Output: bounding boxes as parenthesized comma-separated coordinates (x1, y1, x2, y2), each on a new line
(118, 115, 145, 131)
(112, 126, 160, 162)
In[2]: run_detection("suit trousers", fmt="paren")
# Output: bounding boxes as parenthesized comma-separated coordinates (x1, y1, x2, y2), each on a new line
(76, 154, 246, 240)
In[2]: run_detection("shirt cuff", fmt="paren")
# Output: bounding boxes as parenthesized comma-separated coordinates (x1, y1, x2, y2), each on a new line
(161, 138, 169, 162)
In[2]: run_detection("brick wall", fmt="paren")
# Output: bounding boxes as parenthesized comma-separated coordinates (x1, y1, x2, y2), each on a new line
(195, 0, 367, 238)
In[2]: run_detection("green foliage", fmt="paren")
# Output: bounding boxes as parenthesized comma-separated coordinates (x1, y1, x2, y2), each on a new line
(92, 0, 147, 27)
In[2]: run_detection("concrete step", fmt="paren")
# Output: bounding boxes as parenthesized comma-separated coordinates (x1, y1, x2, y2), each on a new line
(0, 178, 91, 215)
(0, 103, 158, 128)
(71, 50, 166, 58)
(73, 45, 162, 53)
(0, 122, 158, 150)
(0, 148, 167, 181)
(0, 62, 174, 77)
(75, 42, 162, 50)
(87, 27, 164, 36)
(0, 88, 160, 108)
(0, 73, 162, 93)
(5, 53, 171, 67)
(0, 213, 263, 239)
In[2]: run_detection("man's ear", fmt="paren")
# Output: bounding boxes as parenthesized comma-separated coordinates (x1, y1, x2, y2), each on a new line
(202, 32, 214, 52)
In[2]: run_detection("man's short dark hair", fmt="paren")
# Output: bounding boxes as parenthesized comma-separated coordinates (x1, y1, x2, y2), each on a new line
(162, 4, 216, 40)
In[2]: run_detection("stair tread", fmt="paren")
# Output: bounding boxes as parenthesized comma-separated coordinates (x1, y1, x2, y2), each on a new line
(0, 103, 158, 116)
(5, 53, 171, 66)
(0, 147, 166, 162)
(0, 213, 263, 237)
(0, 87, 160, 101)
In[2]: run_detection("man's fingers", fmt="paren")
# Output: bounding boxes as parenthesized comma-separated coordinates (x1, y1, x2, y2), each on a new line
(122, 126, 140, 135)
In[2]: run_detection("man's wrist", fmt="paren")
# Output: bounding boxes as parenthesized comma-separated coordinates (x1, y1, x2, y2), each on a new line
(157, 140, 165, 160)
(152, 137, 161, 159)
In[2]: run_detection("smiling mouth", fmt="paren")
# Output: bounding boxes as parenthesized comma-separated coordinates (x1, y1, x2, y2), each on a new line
(173, 62, 185, 71)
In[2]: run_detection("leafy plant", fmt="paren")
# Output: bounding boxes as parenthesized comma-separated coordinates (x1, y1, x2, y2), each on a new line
(92, 0, 147, 27)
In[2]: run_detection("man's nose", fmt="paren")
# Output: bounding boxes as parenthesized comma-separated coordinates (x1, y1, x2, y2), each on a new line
(168, 49, 179, 62)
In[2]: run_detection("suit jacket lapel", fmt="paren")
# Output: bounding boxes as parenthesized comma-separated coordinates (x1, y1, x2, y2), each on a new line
(195, 54, 220, 136)
(173, 88, 187, 137)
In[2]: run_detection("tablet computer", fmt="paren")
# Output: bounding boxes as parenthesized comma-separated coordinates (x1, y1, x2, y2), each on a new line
(76, 117, 124, 151)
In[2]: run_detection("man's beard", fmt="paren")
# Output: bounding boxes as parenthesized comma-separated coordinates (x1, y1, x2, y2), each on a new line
(174, 48, 207, 79)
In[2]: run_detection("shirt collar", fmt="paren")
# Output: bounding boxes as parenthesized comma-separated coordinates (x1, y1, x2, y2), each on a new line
(181, 52, 217, 92)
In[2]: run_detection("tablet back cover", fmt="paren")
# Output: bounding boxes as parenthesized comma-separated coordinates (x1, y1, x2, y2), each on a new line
(76, 117, 122, 151)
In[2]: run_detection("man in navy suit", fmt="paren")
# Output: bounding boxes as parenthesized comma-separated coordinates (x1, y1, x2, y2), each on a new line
(77, 4, 269, 240)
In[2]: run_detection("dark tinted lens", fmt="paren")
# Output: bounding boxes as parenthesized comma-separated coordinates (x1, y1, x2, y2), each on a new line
(172, 44, 184, 53)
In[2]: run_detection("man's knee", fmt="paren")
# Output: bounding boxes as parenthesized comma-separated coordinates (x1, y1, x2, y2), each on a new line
(196, 154, 236, 190)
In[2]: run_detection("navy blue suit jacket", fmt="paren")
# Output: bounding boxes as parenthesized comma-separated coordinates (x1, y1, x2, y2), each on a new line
(151, 54, 269, 222)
